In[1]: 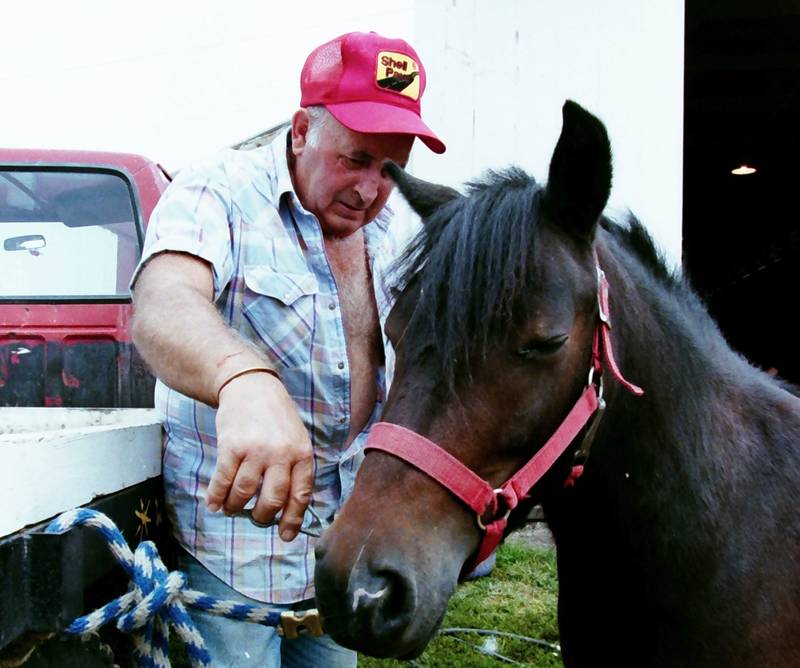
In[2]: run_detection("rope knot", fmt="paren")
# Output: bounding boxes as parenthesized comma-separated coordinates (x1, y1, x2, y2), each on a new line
(44, 508, 317, 666)
(117, 541, 188, 633)
(45, 509, 213, 667)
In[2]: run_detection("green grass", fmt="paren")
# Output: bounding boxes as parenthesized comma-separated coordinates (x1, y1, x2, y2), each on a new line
(359, 542, 562, 668)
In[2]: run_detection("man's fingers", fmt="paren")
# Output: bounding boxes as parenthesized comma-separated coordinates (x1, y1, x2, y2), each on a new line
(278, 457, 314, 542)
(222, 460, 263, 515)
(251, 463, 291, 527)
(206, 449, 240, 512)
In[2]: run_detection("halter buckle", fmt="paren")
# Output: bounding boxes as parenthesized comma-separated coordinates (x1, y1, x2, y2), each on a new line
(597, 266, 611, 325)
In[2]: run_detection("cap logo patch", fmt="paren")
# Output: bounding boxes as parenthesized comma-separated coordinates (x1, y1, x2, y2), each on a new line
(376, 51, 420, 100)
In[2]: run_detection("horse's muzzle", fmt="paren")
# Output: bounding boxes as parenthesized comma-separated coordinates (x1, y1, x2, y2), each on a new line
(314, 528, 454, 658)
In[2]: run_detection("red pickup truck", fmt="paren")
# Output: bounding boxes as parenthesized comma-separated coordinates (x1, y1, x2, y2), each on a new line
(0, 149, 170, 408)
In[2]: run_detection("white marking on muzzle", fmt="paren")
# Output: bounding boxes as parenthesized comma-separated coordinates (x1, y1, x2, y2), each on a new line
(352, 587, 387, 612)
(345, 527, 375, 593)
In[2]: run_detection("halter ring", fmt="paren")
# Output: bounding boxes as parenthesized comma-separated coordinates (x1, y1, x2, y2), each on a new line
(476, 488, 513, 530)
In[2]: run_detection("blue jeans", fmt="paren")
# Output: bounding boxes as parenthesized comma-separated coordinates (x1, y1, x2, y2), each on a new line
(177, 550, 357, 667)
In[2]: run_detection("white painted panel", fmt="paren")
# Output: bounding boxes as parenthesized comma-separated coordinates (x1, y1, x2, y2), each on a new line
(0, 407, 162, 434)
(0, 409, 163, 538)
(412, 0, 684, 263)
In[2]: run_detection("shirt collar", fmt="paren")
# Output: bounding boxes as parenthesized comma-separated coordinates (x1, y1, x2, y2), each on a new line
(269, 128, 296, 201)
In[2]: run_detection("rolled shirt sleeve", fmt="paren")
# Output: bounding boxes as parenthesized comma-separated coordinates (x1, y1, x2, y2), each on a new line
(131, 157, 236, 301)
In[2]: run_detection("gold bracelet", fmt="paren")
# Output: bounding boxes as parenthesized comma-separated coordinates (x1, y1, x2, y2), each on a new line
(216, 365, 281, 403)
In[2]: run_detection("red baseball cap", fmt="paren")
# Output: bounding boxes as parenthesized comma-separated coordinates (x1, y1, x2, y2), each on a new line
(300, 32, 446, 154)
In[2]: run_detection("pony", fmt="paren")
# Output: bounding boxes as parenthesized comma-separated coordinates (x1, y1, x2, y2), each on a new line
(313, 101, 800, 667)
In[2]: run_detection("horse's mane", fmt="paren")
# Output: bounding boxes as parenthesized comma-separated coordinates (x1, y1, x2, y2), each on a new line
(600, 213, 764, 363)
(599, 215, 715, 327)
(600, 216, 679, 288)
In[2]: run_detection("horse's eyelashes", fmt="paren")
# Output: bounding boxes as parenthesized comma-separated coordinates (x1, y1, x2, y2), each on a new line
(516, 334, 569, 359)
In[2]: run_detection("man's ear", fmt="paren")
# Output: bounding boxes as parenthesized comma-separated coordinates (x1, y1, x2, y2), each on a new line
(290, 109, 311, 157)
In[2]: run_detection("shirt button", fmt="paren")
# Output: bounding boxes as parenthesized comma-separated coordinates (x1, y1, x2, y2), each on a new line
(337, 362, 344, 370)
(328, 302, 336, 310)
(338, 416, 347, 424)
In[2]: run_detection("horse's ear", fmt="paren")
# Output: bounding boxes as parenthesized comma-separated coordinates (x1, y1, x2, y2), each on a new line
(383, 161, 461, 220)
(542, 101, 612, 243)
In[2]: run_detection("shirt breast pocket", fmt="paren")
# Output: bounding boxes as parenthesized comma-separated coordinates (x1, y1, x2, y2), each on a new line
(241, 265, 319, 370)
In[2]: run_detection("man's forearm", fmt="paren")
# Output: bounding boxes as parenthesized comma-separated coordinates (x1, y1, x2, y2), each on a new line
(131, 253, 272, 407)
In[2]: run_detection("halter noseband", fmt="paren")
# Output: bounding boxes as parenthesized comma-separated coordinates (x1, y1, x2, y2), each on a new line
(364, 263, 644, 576)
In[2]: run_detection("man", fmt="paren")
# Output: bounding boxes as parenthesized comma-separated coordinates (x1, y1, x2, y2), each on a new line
(131, 31, 445, 666)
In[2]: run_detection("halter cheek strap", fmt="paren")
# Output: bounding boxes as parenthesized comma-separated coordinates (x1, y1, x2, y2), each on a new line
(364, 263, 644, 577)
(595, 266, 644, 397)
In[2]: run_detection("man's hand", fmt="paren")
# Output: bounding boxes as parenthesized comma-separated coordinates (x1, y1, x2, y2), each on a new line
(207, 371, 313, 542)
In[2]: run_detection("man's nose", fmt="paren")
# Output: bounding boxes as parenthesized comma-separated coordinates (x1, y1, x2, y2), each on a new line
(354, 167, 383, 204)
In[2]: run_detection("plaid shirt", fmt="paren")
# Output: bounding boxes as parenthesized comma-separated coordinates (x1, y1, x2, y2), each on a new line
(133, 131, 417, 603)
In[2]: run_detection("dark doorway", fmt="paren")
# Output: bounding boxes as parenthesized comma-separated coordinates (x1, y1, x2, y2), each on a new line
(683, 1, 799, 383)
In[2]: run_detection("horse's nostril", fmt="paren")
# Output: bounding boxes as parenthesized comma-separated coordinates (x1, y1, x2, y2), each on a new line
(349, 564, 418, 647)
(316, 545, 423, 656)
(371, 567, 416, 622)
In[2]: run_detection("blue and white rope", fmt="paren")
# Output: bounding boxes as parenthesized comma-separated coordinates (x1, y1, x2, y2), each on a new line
(45, 509, 284, 668)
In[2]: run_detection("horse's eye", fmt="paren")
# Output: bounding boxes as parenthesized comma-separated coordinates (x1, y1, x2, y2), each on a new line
(516, 334, 569, 359)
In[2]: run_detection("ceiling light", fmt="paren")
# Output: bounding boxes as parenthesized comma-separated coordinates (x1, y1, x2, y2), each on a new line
(731, 164, 756, 176)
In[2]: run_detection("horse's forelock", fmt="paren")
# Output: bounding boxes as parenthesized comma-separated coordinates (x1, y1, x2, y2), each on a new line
(393, 168, 544, 391)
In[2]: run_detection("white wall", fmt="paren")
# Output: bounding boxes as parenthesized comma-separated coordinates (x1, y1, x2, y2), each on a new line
(412, 0, 685, 263)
